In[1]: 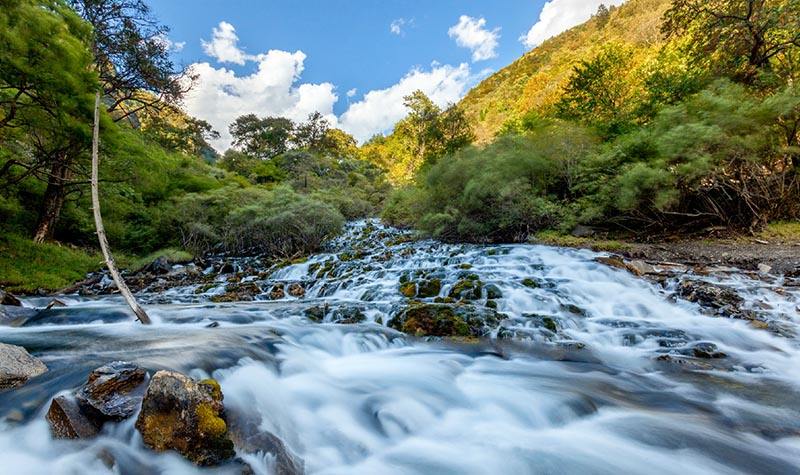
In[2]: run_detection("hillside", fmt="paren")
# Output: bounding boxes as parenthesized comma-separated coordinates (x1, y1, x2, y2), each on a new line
(459, 0, 671, 142)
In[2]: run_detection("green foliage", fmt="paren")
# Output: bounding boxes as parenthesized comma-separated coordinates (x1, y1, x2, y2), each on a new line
(229, 114, 294, 159)
(172, 186, 345, 257)
(662, 0, 800, 84)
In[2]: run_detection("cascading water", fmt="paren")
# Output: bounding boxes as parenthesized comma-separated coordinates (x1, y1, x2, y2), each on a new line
(1, 220, 799, 474)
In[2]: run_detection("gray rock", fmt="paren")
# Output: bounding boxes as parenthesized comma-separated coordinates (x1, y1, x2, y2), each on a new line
(0, 343, 48, 389)
(757, 263, 773, 275)
(227, 410, 304, 475)
(145, 256, 172, 275)
(76, 361, 147, 420)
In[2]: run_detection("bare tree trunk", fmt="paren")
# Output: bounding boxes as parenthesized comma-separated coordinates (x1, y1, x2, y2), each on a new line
(90, 92, 152, 325)
(33, 160, 70, 243)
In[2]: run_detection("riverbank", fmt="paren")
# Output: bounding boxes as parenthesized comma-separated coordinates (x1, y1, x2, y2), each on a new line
(533, 222, 800, 276)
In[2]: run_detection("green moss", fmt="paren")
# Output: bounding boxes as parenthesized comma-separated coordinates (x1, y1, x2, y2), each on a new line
(533, 230, 630, 252)
(541, 317, 557, 332)
(195, 403, 227, 438)
(199, 379, 223, 401)
(449, 278, 483, 300)
(522, 278, 539, 289)
(459, 263, 473, 270)
(486, 300, 498, 309)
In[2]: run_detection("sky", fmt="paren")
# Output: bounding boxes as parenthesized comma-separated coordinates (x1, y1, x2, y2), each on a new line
(146, 0, 626, 150)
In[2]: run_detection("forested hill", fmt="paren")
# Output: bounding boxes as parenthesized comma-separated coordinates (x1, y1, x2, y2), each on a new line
(459, 0, 670, 142)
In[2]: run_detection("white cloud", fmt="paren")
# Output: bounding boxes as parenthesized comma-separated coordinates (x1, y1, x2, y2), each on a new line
(183, 49, 338, 150)
(154, 34, 185, 53)
(201, 21, 252, 65)
(339, 63, 474, 142)
(448, 15, 500, 62)
(520, 0, 626, 48)
(346, 88, 358, 98)
(390, 18, 409, 36)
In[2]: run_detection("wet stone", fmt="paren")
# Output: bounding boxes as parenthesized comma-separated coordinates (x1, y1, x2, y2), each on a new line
(46, 395, 100, 439)
(0, 343, 48, 390)
(76, 361, 147, 420)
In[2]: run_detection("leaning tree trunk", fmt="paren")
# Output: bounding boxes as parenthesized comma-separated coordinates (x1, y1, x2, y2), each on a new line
(90, 92, 152, 324)
(33, 159, 70, 243)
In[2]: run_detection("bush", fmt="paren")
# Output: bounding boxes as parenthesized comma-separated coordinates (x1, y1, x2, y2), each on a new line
(173, 185, 344, 257)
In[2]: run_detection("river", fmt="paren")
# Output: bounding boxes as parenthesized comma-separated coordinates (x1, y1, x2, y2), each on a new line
(1, 221, 799, 474)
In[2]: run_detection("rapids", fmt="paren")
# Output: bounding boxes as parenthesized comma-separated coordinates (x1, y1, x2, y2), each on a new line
(1, 220, 799, 474)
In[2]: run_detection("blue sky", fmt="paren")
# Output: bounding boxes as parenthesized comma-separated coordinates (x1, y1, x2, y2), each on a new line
(147, 0, 624, 149)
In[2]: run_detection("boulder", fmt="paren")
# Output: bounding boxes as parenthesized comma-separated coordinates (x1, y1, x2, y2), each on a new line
(449, 276, 482, 301)
(76, 361, 147, 420)
(46, 395, 100, 439)
(227, 411, 304, 475)
(330, 306, 366, 324)
(0, 290, 22, 307)
(0, 343, 48, 389)
(144, 256, 172, 275)
(417, 279, 442, 298)
(269, 284, 286, 300)
(287, 283, 305, 298)
(485, 284, 503, 300)
(389, 303, 502, 338)
(135, 371, 235, 466)
(677, 280, 748, 318)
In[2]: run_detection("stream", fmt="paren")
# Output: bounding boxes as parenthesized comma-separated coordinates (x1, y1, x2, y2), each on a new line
(1, 220, 799, 474)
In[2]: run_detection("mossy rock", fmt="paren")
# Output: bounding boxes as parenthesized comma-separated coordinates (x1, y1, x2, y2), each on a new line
(399, 281, 417, 298)
(389, 303, 503, 338)
(304, 305, 328, 322)
(522, 278, 539, 289)
(449, 278, 483, 301)
(417, 279, 442, 298)
(486, 300, 498, 309)
(485, 284, 503, 300)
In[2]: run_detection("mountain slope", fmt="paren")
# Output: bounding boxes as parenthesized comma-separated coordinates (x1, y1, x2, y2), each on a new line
(459, 0, 671, 142)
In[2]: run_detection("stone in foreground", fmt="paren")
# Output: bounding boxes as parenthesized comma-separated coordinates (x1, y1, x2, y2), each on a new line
(135, 371, 235, 466)
(77, 361, 147, 420)
(0, 342, 48, 389)
(46, 395, 100, 439)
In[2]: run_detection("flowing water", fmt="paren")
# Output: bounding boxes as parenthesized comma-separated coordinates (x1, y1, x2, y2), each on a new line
(1, 221, 799, 474)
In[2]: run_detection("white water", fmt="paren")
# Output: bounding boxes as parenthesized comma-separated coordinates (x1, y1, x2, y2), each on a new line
(1, 221, 799, 474)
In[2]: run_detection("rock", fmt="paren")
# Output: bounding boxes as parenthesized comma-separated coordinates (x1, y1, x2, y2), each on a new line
(690, 342, 727, 359)
(485, 284, 503, 300)
(76, 362, 147, 420)
(417, 279, 442, 298)
(595, 256, 627, 271)
(449, 276, 482, 301)
(46, 395, 100, 439)
(227, 411, 304, 475)
(330, 306, 366, 324)
(757, 263, 773, 275)
(0, 290, 22, 307)
(677, 280, 747, 318)
(570, 225, 597, 237)
(399, 281, 416, 298)
(625, 260, 656, 276)
(0, 343, 48, 389)
(287, 283, 305, 298)
(44, 299, 67, 310)
(206, 321, 220, 328)
(212, 283, 261, 303)
(521, 278, 539, 289)
(304, 305, 328, 322)
(389, 303, 502, 338)
(269, 284, 286, 300)
(144, 256, 172, 275)
(135, 371, 235, 466)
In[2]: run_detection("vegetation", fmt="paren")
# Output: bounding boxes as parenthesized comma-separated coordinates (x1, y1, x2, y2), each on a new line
(385, 0, 800, 242)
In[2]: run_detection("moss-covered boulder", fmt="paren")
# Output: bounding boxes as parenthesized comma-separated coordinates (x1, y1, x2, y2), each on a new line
(389, 303, 503, 338)
(521, 278, 539, 289)
(417, 279, 442, 298)
(485, 284, 503, 300)
(135, 371, 235, 466)
(449, 277, 483, 301)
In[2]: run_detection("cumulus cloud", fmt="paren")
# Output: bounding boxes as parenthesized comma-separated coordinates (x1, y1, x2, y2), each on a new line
(339, 63, 474, 142)
(448, 15, 500, 62)
(183, 48, 338, 151)
(520, 0, 626, 48)
(346, 88, 358, 98)
(155, 34, 186, 53)
(201, 21, 252, 65)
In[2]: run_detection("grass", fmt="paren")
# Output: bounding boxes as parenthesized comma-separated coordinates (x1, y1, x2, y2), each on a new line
(0, 233, 103, 293)
(0, 233, 194, 294)
(532, 230, 631, 252)
(121, 247, 194, 272)
(757, 221, 800, 243)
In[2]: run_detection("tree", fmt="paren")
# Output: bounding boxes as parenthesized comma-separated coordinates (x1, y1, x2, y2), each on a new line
(555, 44, 638, 137)
(294, 111, 332, 152)
(229, 114, 294, 159)
(595, 4, 611, 28)
(662, 0, 800, 84)
(30, 0, 190, 243)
